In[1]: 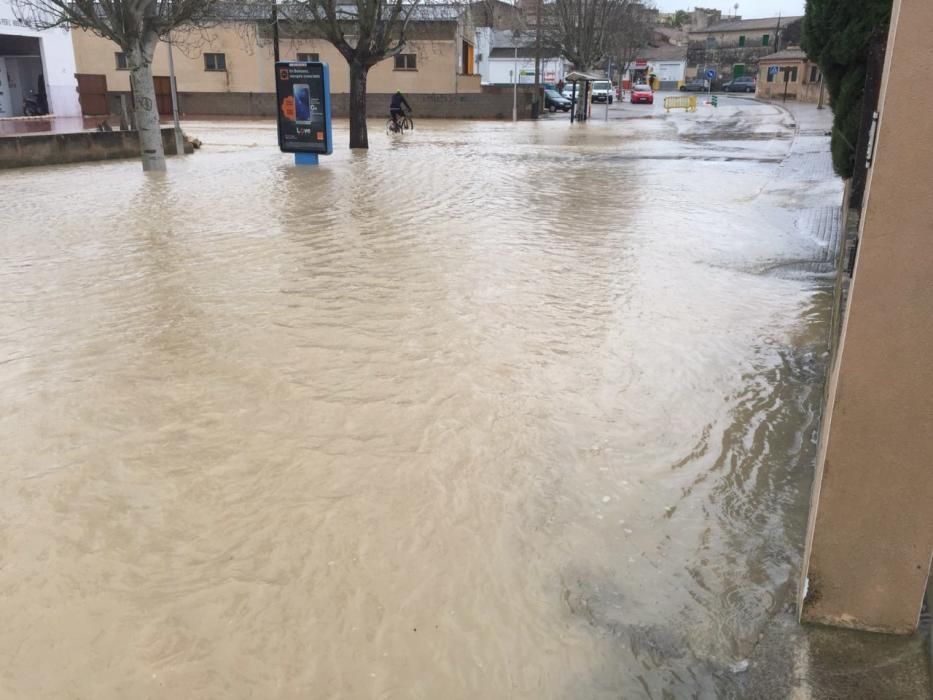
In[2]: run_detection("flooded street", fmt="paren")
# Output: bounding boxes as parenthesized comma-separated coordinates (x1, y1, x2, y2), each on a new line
(0, 98, 927, 698)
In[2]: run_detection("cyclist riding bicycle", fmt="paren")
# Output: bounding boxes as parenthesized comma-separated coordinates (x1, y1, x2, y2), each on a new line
(390, 90, 412, 129)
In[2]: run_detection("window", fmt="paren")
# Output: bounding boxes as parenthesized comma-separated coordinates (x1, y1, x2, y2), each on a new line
(738, 35, 746, 47)
(204, 53, 226, 71)
(115, 52, 128, 70)
(297, 52, 319, 62)
(761, 34, 770, 46)
(394, 53, 417, 71)
(809, 65, 820, 82)
(788, 67, 798, 82)
(766, 69, 775, 83)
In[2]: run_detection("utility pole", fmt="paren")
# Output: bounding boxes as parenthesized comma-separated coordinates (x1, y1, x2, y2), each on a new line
(166, 33, 185, 157)
(272, 1, 280, 62)
(773, 12, 781, 53)
(605, 58, 611, 121)
(512, 46, 518, 122)
(532, 0, 542, 119)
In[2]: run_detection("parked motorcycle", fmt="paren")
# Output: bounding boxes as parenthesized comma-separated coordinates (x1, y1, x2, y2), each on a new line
(23, 91, 48, 117)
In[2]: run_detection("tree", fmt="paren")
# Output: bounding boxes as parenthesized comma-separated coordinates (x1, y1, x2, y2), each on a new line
(608, 1, 654, 83)
(802, 0, 893, 178)
(17, 0, 218, 171)
(288, 0, 421, 149)
(664, 9, 688, 29)
(550, 0, 631, 72)
(781, 17, 802, 49)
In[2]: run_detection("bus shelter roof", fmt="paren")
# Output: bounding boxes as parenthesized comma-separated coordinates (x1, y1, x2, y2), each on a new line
(564, 71, 602, 82)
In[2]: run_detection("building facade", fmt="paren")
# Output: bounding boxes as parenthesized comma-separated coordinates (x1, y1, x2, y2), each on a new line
(0, 0, 80, 118)
(71, 9, 484, 117)
(686, 15, 802, 83)
(756, 48, 824, 103)
(475, 29, 569, 86)
(631, 44, 687, 89)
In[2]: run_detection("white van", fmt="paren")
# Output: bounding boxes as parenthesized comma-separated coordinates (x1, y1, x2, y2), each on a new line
(590, 81, 615, 104)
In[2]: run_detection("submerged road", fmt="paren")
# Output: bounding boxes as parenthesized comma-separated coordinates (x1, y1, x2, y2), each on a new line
(0, 97, 928, 698)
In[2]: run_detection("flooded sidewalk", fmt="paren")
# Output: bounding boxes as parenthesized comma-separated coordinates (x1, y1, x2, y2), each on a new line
(0, 99, 928, 698)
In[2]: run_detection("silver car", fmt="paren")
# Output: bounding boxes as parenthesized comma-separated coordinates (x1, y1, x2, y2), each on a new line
(561, 84, 582, 100)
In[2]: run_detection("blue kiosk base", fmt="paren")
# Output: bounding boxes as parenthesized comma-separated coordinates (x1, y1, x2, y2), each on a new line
(295, 153, 319, 166)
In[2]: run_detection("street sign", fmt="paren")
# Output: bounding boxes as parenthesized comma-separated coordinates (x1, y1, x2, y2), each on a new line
(275, 61, 333, 162)
(705, 68, 717, 80)
(768, 65, 780, 76)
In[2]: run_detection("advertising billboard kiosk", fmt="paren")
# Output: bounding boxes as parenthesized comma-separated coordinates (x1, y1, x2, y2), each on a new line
(275, 61, 333, 165)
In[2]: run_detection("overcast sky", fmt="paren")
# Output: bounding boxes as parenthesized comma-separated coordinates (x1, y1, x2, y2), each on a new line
(653, 1, 806, 18)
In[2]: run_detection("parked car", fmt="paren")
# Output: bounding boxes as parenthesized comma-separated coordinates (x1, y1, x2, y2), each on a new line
(544, 89, 572, 112)
(680, 79, 708, 92)
(562, 84, 582, 100)
(722, 75, 757, 93)
(590, 80, 614, 104)
(630, 84, 654, 104)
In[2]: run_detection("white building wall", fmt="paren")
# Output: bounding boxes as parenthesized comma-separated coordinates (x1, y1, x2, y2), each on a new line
(649, 60, 686, 84)
(0, 0, 81, 117)
(474, 27, 492, 84)
(487, 56, 568, 85)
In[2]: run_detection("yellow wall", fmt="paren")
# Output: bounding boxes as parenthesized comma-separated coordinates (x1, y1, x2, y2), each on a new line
(284, 39, 459, 93)
(72, 26, 268, 93)
(756, 59, 823, 102)
(72, 27, 466, 95)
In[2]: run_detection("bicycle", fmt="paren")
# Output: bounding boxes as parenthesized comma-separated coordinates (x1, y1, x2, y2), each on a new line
(386, 110, 414, 134)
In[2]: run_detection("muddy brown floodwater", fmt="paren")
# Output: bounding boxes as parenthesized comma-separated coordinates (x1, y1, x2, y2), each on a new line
(0, 100, 928, 698)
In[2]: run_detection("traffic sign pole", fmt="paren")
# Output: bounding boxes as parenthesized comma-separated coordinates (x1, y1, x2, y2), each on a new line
(705, 68, 716, 105)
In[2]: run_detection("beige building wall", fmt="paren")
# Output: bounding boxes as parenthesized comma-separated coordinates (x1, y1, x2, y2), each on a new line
(72, 26, 269, 93)
(798, 0, 933, 634)
(756, 60, 823, 102)
(285, 39, 459, 94)
(688, 26, 781, 49)
(72, 27, 469, 96)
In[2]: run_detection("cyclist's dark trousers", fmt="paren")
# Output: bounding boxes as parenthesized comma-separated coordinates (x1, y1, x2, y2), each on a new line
(390, 108, 402, 124)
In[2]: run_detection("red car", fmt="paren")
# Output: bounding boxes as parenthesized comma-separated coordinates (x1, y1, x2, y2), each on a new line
(630, 84, 654, 104)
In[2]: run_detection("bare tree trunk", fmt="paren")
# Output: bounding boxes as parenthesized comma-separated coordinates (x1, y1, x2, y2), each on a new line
(349, 61, 369, 149)
(128, 38, 166, 172)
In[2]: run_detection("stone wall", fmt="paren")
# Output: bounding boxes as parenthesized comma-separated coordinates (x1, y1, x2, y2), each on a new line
(0, 127, 185, 169)
(107, 88, 537, 120)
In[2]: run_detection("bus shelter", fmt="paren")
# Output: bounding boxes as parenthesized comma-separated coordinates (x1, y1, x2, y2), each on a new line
(564, 70, 601, 123)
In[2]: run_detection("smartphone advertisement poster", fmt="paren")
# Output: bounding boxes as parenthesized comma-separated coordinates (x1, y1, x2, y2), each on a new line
(275, 61, 333, 155)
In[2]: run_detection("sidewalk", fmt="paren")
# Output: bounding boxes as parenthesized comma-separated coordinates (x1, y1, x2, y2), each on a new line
(744, 96, 933, 699)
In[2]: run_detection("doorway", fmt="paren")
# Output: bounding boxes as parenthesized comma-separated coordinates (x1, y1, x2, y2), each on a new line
(462, 41, 474, 76)
(127, 76, 174, 119)
(76, 74, 109, 115)
(0, 34, 46, 117)
(153, 76, 173, 115)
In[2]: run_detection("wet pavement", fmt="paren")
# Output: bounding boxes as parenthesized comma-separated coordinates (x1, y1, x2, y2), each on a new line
(0, 96, 929, 698)
(0, 115, 107, 136)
